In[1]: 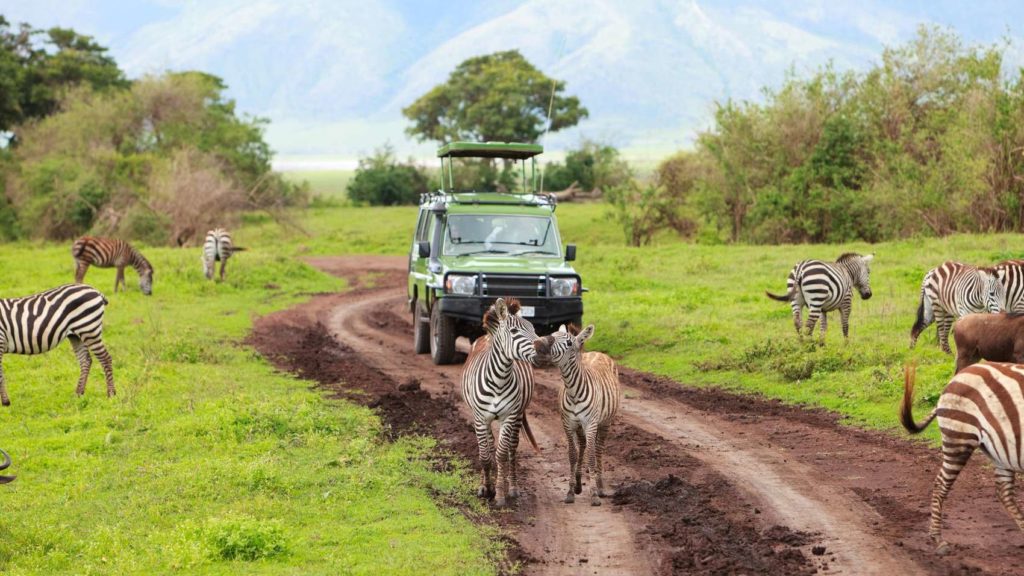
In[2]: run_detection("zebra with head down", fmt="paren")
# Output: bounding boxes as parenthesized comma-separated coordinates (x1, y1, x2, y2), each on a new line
(461, 298, 540, 508)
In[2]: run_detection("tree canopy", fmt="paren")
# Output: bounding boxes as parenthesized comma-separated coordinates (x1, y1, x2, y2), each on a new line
(402, 50, 588, 144)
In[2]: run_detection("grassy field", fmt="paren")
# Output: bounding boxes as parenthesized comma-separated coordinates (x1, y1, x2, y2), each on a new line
(0, 239, 498, 575)
(283, 170, 354, 202)
(259, 198, 1018, 441)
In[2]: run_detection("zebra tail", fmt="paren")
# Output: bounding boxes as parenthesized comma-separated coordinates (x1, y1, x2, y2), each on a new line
(0, 448, 14, 484)
(229, 246, 247, 253)
(765, 290, 793, 302)
(900, 365, 938, 434)
(910, 293, 929, 342)
(521, 414, 541, 452)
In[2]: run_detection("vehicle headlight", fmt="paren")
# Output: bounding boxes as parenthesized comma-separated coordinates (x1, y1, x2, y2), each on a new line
(446, 274, 477, 295)
(550, 277, 579, 297)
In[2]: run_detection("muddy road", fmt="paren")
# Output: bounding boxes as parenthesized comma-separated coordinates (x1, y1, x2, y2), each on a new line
(250, 255, 1024, 575)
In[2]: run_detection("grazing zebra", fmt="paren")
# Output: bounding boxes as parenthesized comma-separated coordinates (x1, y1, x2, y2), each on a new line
(203, 228, 245, 281)
(72, 237, 153, 296)
(533, 324, 620, 506)
(910, 261, 1004, 354)
(995, 259, 1024, 312)
(901, 363, 1024, 553)
(765, 253, 874, 340)
(0, 448, 13, 484)
(0, 284, 115, 406)
(461, 298, 540, 508)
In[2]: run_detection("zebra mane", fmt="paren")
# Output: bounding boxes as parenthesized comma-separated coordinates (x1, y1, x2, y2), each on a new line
(566, 323, 581, 336)
(482, 298, 522, 333)
(835, 252, 863, 264)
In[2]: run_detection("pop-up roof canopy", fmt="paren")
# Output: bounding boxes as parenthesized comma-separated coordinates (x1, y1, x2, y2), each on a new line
(437, 141, 543, 159)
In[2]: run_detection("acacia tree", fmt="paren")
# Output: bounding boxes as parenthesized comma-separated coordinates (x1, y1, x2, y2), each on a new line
(402, 50, 588, 144)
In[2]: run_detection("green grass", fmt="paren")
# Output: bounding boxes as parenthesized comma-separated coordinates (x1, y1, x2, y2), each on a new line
(265, 202, 1018, 443)
(0, 239, 498, 575)
(283, 170, 354, 202)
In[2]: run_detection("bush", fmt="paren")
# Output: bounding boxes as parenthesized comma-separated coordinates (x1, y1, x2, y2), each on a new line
(542, 140, 631, 192)
(347, 145, 429, 205)
(206, 516, 289, 561)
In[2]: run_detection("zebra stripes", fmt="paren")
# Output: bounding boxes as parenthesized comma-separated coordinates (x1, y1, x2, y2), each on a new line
(461, 298, 539, 507)
(995, 259, 1024, 312)
(910, 261, 1004, 353)
(72, 237, 153, 295)
(0, 284, 115, 406)
(534, 324, 620, 506)
(0, 448, 13, 484)
(766, 253, 874, 340)
(203, 229, 244, 281)
(901, 363, 1024, 552)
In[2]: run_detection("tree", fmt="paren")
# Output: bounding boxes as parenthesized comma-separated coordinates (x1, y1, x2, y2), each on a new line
(0, 17, 127, 137)
(402, 50, 588, 144)
(347, 145, 429, 206)
(542, 140, 631, 192)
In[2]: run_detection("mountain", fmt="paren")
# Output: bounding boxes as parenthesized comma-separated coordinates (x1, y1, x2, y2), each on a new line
(2, 0, 1022, 160)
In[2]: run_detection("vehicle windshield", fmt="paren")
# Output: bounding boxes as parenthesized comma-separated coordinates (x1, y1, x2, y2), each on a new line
(443, 215, 559, 257)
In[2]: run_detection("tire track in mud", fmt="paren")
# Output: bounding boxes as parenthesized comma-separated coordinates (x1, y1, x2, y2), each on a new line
(254, 256, 1024, 575)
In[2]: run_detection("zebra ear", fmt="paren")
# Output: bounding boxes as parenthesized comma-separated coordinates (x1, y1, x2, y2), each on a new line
(862, 254, 874, 263)
(558, 324, 567, 333)
(577, 324, 595, 344)
(494, 298, 509, 321)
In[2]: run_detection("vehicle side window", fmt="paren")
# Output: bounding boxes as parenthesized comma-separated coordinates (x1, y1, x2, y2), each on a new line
(414, 210, 428, 242)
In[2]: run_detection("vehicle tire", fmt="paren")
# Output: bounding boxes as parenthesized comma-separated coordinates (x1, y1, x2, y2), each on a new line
(413, 301, 430, 354)
(430, 303, 457, 365)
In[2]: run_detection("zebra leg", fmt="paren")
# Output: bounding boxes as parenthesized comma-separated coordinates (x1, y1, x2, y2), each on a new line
(115, 266, 125, 292)
(790, 301, 802, 335)
(563, 420, 579, 503)
(937, 313, 954, 355)
(804, 307, 821, 338)
(219, 258, 227, 281)
(74, 261, 88, 284)
(995, 468, 1024, 532)
(584, 425, 601, 506)
(929, 445, 974, 554)
(69, 336, 92, 396)
(0, 350, 7, 407)
(204, 258, 214, 280)
(819, 312, 828, 343)
(493, 420, 519, 508)
(574, 427, 586, 495)
(473, 418, 495, 499)
(595, 424, 612, 498)
(83, 338, 115, 397)
(840, 298, 852, 340)
(506, 419, 523, 500)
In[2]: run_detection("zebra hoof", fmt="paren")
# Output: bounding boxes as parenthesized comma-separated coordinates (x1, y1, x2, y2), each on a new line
(508, 487, 520, 499)
(494, 497, 507, 508)
(564, 492, 575, 504)
(574, 482, 582, 495)
(590, 497, 601, 507)
(476, 485, 490, 498)
(1, 399, 8, 407)
(935, 541, 951, 556)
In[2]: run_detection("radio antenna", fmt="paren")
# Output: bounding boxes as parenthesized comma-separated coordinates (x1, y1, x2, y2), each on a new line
(539, 36, 567, 194)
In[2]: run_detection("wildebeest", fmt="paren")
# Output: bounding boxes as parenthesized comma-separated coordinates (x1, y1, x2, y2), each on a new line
(952, 313, 1024, 373)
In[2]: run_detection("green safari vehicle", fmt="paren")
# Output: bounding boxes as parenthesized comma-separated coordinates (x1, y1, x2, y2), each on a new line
(408, 141, 584, 365)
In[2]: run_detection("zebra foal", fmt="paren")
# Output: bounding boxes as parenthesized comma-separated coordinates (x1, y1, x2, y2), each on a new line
(534, 324, 620, 506)
(910, 261, 1003, 354)
(766, 253, 874, 341)
(902, 363, 1024, 553)
(72, 237, 153, 295)
(0, 284, 115, 406)
(461, 298, 540, 507)
(203, 229, 245, 281)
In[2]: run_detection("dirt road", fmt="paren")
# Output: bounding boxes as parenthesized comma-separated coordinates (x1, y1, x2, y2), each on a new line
(250, 255, 1024, 575)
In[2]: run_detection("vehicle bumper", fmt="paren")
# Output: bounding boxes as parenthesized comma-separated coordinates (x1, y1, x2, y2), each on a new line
(437, 296, 583, 329)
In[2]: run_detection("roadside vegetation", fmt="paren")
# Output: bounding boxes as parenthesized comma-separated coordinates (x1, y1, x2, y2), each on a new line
(0, 240, 498, 575)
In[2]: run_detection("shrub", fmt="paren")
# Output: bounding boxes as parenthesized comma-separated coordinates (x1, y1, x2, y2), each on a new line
(542, 140, 631, 192)
(206, 516, 288, 561)
(347, 145, 429, 205)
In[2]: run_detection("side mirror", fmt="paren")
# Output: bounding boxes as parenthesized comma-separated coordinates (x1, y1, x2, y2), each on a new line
(565, 244, 576, 262)
(417, 241, 430, 258)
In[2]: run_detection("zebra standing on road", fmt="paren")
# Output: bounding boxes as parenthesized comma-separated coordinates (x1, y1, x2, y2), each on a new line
(72, 237, 153, 295)
(203, 228, 245, 281)
(910, 261, 1004, 353)
(901, 363, 1024, 553)
(533, 324, 620, 506)
(461, 298, 540, 508)
(0, 284, 115, 406)
(766, 253, 874, 341)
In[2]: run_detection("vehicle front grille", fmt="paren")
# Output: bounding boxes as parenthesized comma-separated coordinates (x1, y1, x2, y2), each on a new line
(481, 274, 545, 298)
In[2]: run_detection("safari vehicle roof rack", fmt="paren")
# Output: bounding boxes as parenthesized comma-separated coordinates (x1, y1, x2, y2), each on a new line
(419, 191, 557, 211)
(437, 141, 544, 195)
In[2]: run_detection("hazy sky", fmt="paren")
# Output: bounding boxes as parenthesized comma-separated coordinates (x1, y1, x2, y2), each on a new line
(3, 1, 1024, 165)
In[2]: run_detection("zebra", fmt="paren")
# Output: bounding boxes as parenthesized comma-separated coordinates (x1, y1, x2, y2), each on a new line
(765, 253, 874, 340)
(533, 324, 620, 506)
(0, 284, 115, 406)
(461, 297, 540, 508)
(72, 237, 153, 296)
(0, 448, 13, 484)
(901, 363, 1024, 554)
(203, 228, 245, 281)
(910, 261, 1004, 354)
(994, 259, 1024, 312)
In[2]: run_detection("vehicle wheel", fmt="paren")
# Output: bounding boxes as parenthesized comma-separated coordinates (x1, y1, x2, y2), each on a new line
(430, 304, 457, 365)
(413, 301, 430, 354)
